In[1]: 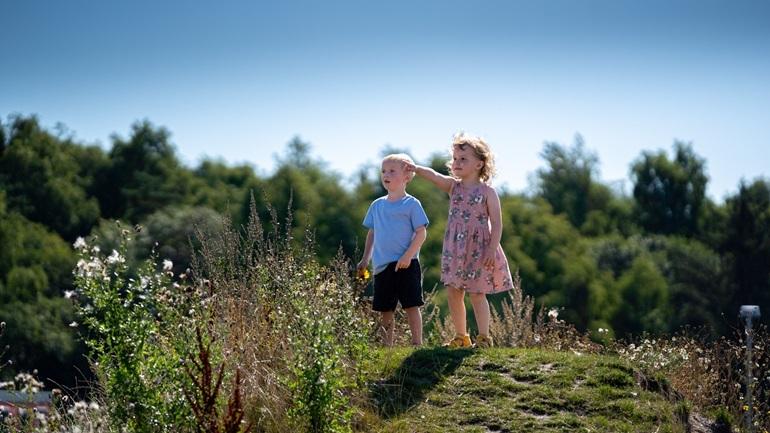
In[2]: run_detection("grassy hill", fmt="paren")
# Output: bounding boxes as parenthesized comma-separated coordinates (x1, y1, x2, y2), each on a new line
(359, 347, 727, 433)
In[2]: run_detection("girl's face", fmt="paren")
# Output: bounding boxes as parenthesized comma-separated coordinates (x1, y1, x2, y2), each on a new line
(451, 145, 483, 179)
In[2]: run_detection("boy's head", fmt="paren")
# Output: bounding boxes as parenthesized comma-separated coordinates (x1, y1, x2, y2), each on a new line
(381, 153, 415, 192)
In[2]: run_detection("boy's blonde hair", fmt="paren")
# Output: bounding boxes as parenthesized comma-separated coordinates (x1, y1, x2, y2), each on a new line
(382, 153, 416, 181)
(447, 132, 497, 183)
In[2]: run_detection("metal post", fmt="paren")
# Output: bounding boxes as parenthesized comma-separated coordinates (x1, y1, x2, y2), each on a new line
(739, 305, 761, 433)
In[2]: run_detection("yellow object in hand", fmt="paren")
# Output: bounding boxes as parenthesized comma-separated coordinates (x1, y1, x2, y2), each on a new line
(358, 267, 370, 280)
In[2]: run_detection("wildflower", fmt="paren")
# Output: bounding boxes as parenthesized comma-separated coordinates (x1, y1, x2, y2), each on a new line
(69, 321, 78, 328)
(106, 249, 125, 265)
(548, 308, 559, 320)
(64, 290, 76, 299)
(163, 259, 173, 271)
(73, 237, 87, 250)
(357, 267, 370, 281)
(598, 327, 607, 334)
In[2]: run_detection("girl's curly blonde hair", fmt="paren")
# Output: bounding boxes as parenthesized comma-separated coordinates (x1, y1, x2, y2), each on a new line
(446, 132, 497, 183)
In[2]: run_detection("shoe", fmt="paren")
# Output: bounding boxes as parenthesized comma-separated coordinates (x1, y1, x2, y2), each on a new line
(475, 334, 494, 348)
(443, 334, 472, 349)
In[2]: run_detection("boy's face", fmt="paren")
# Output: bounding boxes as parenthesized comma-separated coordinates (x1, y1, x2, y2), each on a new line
(381, 160, 409, 192)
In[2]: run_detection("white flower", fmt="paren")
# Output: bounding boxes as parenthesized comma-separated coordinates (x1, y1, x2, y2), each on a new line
(162, 259, 173, 271)
(547, 308, 559, 320)
(64, 290, 76, 299)
(598, 327, 607, 333)
(106, 249, 125, 265)
(69, 322, 78, 328)
(73, 237, 87, 250)
(74, 258, 104, 278)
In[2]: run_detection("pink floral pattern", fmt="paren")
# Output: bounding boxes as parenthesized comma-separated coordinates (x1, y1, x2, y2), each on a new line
(441, 181, 514, 294)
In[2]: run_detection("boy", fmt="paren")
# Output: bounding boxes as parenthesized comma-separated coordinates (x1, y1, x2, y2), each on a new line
(357, 153, 429, 346)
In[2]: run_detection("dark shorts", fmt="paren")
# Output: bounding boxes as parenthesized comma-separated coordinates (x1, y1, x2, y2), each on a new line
(373, 259, 424, 312)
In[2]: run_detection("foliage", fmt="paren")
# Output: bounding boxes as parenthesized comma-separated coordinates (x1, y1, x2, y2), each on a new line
(190, 199, 373, 432)
(0, 208, 82, 385)
(720, 178, 770, 325)
(535, 135, 608, 229)
(630, 141, 708, 237)
(0, 115, 102, 241)
(72, 226, 194, 432)
(95, 120, 192, 222)
(3, 114, 770, 411)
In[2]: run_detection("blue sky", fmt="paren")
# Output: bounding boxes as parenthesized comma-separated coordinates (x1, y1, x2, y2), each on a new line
(2, 0, 769, 200)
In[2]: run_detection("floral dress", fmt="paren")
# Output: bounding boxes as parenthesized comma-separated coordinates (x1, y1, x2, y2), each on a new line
(441, 181, 514, 294)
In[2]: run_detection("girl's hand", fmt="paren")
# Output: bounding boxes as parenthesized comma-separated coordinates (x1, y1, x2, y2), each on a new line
(482, 245, 497, 269)
(403, 161, 417, 175)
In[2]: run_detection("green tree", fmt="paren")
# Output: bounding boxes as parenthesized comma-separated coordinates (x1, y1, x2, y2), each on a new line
(95, 120, 192, 222)
(630, 141, 708, 237)
(501, 195, 600, 329)
(190, 159, 263, 227)
(720, 179, 770, 322)
(611, 255, 670, 336)
(0, 115, 101, 240)
(659, 237, 726, 334)
(0, 202, 83, 386)
(137, 206, 225, 275)
(593, 235, 726, 336)
(535, 135, 612, 231)
(263, 137, 359, 262)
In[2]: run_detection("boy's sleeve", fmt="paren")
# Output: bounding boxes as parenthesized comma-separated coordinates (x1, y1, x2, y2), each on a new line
(363, 202, 375, 229)
(410, 200, 429, 229)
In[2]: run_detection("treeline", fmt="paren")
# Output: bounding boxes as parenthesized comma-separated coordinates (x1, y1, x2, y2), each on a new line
(1, 114, 769, 387)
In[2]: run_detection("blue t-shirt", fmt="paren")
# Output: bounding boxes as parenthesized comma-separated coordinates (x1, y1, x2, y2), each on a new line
(363, 194, 429, 274)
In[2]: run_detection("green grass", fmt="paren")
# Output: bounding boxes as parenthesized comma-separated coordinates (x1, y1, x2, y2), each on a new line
(359, 347, 689, 433)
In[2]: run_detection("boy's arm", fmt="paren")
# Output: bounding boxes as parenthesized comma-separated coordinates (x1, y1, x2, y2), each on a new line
(396, 225, 427, 270)
(357, 229, 374, 271)
(482, 190, 503, 268)
(404, 161, 454, 193)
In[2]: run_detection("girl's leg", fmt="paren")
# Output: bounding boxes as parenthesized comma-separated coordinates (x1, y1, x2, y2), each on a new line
(446, 286, 467, 336)
(469, 292, 490, 337)
(381, 310, 395, 347)
(404, 306, 422, 346)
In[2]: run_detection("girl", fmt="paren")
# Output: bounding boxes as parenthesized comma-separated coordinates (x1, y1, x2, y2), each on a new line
(407, 133, 515, 348)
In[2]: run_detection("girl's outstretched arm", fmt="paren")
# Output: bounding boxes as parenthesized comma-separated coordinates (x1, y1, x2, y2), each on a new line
(404, 161, 454, 193)
(482, 188, 504, 268)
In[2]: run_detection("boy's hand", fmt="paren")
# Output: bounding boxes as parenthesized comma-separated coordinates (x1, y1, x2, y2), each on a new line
(356, 260, 371, 280)
(356, 259, 369, 273)
(395, 255, 412, 271)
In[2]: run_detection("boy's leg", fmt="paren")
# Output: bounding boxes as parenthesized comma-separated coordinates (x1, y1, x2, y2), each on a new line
(447, 286, 467, 337)
(381, 310, 395, 347)
(469, 292, 490, 337)
(404, 306, 422, 346)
